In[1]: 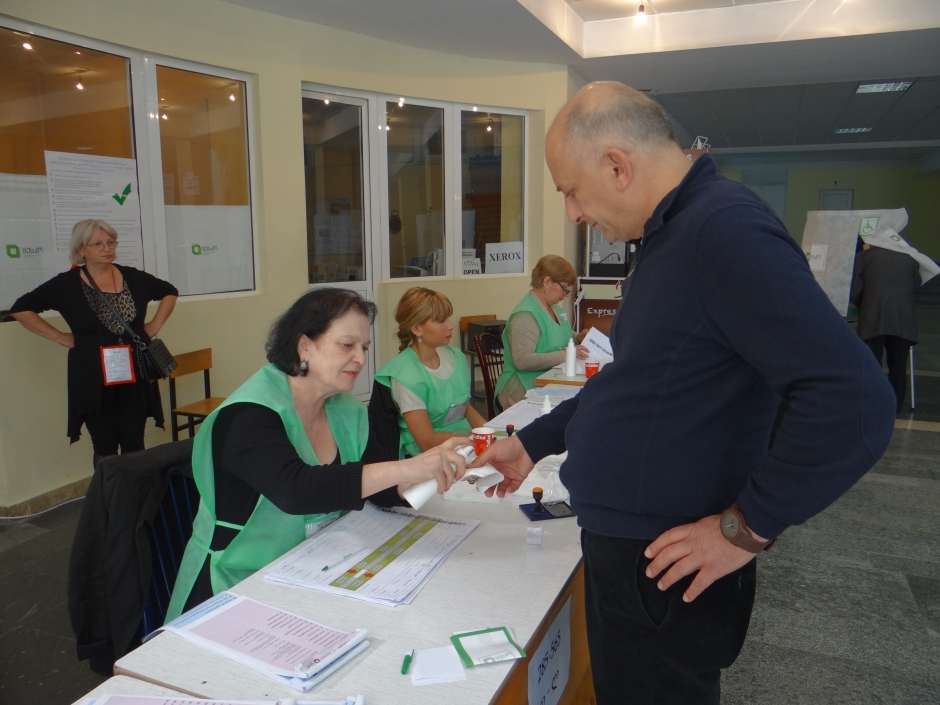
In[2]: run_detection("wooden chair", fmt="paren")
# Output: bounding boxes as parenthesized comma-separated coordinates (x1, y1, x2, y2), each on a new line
(474, 333, 504, 420)
(168, 349, 225, 441)
(460, 314, 497, 400)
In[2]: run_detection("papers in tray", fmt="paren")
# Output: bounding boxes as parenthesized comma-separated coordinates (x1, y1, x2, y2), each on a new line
(155, 592, 369, 693)
(265, 504, 478, 607)
(82, 696, 365, 705)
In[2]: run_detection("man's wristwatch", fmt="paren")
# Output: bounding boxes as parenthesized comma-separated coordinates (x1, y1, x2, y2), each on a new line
(719, 504, 776, 553)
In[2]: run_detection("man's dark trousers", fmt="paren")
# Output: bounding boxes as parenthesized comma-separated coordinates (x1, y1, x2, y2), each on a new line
(864, 335, 913, 414)
(582, 530, 756, 704)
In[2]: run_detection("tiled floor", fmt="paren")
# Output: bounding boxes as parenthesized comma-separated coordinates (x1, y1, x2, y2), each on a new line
(3, 307, 940, 704)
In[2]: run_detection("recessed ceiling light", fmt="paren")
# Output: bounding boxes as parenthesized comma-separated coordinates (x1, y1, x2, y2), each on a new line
(75, 51, 81, 55)
(76, 81, 83, 90)
(324, 99, 330, 104)
(834, 127, 872, 134)
(22, 42, 32, 50)
(385, 125, 390, 131)
(857, 82, 912, 93)
(229, 94, 235, 101)
(161, 114, 168, 120)
(472, 107, 478, 112)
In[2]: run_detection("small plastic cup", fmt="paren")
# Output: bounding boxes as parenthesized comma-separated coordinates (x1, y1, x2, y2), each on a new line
(584, 361, 600, 378)
(471, 427, 496, 456)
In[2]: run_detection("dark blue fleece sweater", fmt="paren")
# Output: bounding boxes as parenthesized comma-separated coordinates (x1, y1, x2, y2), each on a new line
(518, 156, 895, 541)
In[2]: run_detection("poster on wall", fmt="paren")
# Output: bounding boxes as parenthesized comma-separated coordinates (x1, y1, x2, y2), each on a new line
(0, 173, 56, 311)
(165, 205, 254, 295)
(44, 151, 144, 273)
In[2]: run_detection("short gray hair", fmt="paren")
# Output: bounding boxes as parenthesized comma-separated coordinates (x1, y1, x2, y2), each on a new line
(565, 82, 677, 157)
(69, 219, 119, 265)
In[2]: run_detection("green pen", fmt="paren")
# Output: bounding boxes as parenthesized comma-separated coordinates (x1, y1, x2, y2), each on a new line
(401, 649, 414, 674)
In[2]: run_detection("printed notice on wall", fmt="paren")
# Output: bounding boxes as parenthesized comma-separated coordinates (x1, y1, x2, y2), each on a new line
(44, 151, 144, 273)
(485, 241, 524, 274)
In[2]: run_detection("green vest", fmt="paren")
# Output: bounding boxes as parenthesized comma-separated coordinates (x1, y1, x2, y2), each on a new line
(496, 292, 575, 394)
(374, 345, 472, 459)
(165, 364, 368, 622)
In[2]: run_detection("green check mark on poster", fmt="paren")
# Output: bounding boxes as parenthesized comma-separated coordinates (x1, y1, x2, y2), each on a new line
(112, 183, 132, 205)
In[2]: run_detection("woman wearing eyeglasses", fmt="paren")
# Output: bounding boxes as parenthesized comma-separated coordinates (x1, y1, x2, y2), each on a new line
(10, 219, 178, 468)
(495, 255, 588, 410)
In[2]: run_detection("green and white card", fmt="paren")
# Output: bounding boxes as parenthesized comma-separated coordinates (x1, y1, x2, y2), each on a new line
(450, 626, 526, 667)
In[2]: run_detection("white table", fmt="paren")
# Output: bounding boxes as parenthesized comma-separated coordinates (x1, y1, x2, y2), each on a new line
(72, 675, 188, 704)
(114, 494, 592, 704)
(534, 368, 586, 387)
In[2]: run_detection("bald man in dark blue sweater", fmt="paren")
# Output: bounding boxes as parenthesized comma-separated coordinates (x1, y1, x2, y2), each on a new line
(473, 82, 895, 705)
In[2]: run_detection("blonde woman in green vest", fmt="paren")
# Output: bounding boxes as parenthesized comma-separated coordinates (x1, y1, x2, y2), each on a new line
(375, 288, 488, 459)
(166, 289, 468, 620)
(495, 255, 589, 411)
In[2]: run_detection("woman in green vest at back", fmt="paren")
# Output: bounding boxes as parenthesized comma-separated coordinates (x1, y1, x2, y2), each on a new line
(375, 288, 488, 459)
(166, 289, 468, 620)
(495, 255, 589, 411)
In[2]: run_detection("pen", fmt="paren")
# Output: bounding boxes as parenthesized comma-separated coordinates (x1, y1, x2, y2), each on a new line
(401, 649, 414, 674)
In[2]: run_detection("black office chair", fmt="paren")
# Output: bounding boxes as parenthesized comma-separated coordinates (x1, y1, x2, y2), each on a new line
(69, 439, 196, 674)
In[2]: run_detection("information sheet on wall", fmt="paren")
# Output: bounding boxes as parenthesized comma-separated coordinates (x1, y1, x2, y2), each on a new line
(45, 151, 144, 273)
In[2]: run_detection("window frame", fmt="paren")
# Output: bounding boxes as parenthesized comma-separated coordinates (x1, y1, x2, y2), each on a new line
(452, 103, 529, 280)
(0, 14, 260, 300)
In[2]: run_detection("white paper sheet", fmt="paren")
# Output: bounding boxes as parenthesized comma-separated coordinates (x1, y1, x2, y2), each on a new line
(265, 505, 478, 607)
(44, 151, 144, 273)
(411, 646, 466, 686)
(580, 327, 613, 364)
(159, 593, 368, 691)
(91, 696, 364, 705)
(486, 397, 573, 431)
(525, 385, 581, 399)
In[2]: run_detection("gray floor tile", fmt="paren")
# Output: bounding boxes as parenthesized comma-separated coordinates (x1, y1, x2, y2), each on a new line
(20, 600, 75, 642)
(723, 641, 940, 705)
(869, 554, 940, 580)
(906, 575, 940, 635)
(0, 569, 69, 639)
(0, 524, 49, 555)
(0, 626, 106, 705)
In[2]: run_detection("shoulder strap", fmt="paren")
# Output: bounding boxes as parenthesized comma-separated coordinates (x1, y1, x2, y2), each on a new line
(83, 266, 142, 343)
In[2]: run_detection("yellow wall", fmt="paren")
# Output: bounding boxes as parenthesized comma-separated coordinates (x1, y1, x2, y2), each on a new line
(784, 166, 940, 260)
(0, 0, 573, 508)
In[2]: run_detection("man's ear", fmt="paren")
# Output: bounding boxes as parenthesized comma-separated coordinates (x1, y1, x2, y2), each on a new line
(604, 148, 633, 193)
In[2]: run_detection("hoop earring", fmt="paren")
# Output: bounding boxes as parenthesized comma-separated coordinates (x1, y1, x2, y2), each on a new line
(299, 360, 309, 376)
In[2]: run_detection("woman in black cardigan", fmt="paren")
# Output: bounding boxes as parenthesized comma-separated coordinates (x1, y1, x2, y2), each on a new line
(10, 219, 178, 467)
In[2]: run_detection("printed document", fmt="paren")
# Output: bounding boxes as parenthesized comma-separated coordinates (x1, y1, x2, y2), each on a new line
(84, 696, 365, 705)
(158, 592, 369, 692)
(266, 504, 478, 607)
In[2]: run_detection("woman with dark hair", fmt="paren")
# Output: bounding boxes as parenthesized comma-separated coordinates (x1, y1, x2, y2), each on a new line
(166, 288, 468, 618)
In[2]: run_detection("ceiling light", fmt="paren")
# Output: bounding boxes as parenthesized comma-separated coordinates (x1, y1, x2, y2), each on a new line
(856, 82, 913, 93)
(635, 4, 646, 24)
(486, 125, 492, 132)
(472, 107, 478, 112)
(385, 125, 390, 131)
(398, 100, 404, 107)
(229, 94, 235, 101)
(324, 99, 330, 104)
(75, 51, 81, 55)
(22, 42, 32, 50)
(76, 81, 83, 90)
(834, 127, 872, 134)
(161, 114, 168, 120)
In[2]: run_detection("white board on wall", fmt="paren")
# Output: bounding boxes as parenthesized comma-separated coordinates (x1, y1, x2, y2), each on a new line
(165, 205, 254, 296)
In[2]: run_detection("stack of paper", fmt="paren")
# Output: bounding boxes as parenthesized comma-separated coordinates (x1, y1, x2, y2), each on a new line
(80, 696, 365, 705)
(154, 593, 370, 692)
(265, 504, 478, 607)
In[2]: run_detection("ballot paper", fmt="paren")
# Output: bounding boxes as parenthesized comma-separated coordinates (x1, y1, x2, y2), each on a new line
(451, 626, 526, 667)
(156, 592, 369, 692)
(580, 327, 613, 364)
(83, 696, 365, 705)
(525, 385, 581, 399)
(486, 397, 566, 431)
(265, 504, 478, 607)
(411, 646, 467, 686)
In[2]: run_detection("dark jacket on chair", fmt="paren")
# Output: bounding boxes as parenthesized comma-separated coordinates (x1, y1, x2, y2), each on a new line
(366, 379, 403, 462)
(851, 247, 922, 342)
(68, 439, 194, 675)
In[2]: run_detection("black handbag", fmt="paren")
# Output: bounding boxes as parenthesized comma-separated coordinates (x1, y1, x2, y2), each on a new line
(84, 268, 178, 382)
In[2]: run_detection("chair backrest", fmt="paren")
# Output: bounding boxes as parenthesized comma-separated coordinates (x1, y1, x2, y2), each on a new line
(459, 314, 496, 352)
(474, 333, 504, 419)
(170, 348, 212, 379)
(363, 379, 402, 463)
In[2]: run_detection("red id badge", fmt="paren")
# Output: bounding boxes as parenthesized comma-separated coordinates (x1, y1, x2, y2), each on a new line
(100, 345, 137, 385)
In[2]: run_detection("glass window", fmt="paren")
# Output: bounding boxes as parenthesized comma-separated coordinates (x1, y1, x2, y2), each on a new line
(460, 111, 525, 274)
(0, 27, 137, 311)
(302, 96, 366, 283)
(386, 102, 445, 277)
(156, 65, 254, 295)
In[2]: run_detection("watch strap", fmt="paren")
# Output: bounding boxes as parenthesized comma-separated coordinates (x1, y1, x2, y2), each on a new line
(726, 504, 775, 554)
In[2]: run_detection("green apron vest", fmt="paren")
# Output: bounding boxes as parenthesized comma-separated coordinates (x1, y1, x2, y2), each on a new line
(495, 292, 575, 394)
(165, 364, 368, 622)
(374, 345, 472, 459)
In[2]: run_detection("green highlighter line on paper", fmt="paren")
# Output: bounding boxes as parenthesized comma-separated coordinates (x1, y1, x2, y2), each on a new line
(401, 649, 414, 674)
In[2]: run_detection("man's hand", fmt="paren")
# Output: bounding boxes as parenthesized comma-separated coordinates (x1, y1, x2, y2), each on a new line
(644, 515, 759, 603)
(469, 435, 534, 497)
